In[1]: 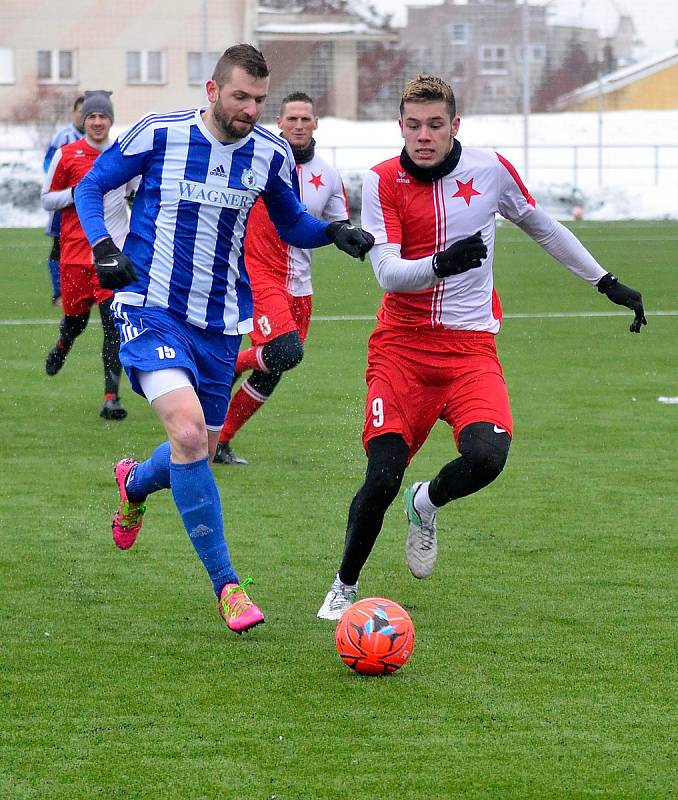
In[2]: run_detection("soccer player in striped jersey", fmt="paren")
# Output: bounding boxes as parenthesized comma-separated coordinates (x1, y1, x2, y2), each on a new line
(214, 91, 350, 465)
(43, 95, 85, 305)
(75, 44, 374, 634)
(317, 74, 646, 620)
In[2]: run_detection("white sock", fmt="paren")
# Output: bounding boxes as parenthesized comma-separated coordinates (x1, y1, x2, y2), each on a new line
(334, 572, 357, 589)
(413, 481, 438, 518)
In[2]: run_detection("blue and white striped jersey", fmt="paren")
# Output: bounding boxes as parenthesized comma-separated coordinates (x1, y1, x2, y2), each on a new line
(76, 108, 330, 334)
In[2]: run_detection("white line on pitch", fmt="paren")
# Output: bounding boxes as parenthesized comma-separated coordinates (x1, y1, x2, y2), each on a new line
(1, 310, 677, 326)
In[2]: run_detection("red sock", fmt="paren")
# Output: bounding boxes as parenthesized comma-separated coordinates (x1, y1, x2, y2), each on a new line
(235, 345, 268, 375)
(219, 381, 267, 442)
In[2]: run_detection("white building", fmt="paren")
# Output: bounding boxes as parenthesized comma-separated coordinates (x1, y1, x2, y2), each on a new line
(0, 0, 257, 126)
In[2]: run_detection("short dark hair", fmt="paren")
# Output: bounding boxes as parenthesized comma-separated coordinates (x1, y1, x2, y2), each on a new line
(73, 95, 85, 110)
(280, 91, 314, 115)
(399, 74, 456, 119)
(212, 43, 269, 85)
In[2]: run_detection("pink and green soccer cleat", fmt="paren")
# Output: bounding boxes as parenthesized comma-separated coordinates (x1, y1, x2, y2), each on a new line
(112, 459, 146, 550)
(218, 578, 265, 634)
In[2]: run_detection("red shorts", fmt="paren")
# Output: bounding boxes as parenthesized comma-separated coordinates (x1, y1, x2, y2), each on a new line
(362, 325, 513, 459)
(249, 284, 313, 346)
(60, 263, 113, 316)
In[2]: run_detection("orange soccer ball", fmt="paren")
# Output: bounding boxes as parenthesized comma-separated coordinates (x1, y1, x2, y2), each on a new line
(335, 597, 415, 676)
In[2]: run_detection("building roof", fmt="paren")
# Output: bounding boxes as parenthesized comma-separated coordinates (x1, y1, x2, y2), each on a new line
(554, 47, 678, 108)
(257, 1, 393, 39)
(257, 22, 373, 34)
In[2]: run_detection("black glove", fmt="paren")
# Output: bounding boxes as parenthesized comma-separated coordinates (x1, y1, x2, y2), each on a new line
(597, 272, 647, 333)
(432, 231, 487, 278)
(93, 237, 137, 290)
(326, 221, 375, 261)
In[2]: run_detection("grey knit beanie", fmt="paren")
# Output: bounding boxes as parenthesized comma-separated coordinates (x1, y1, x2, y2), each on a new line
(81, 90, 114, 122)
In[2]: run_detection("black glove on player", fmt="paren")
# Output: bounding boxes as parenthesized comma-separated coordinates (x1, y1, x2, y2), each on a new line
(327, 221, 375, 261)
(93, 237, 138, 290)
(432, 231, 487, 278)
(597, 272, 647, 333)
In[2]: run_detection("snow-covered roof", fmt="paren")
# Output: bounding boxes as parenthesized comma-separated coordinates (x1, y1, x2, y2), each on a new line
(555, 47, 678, 107)
(257, 22, 373, 34)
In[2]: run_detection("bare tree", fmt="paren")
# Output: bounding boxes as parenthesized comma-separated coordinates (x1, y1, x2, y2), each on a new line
(11, 86, 79, 147)
(533, 36, 602, 111)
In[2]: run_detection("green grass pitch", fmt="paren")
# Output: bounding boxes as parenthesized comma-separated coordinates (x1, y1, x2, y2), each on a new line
(0, 223, 676, 799)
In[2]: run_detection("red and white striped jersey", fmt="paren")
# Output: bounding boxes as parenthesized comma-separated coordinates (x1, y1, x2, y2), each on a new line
(42, 138, 134, 265)
(361, 146, 536, 333)
(245, 152, 348, 297)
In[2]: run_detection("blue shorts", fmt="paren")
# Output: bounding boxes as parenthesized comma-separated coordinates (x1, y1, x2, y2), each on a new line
(112, 302, 240, 428)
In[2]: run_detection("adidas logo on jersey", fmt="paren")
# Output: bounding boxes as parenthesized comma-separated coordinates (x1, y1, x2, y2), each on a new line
(209, 164, 227, 178)
(396, 170, 410, 184)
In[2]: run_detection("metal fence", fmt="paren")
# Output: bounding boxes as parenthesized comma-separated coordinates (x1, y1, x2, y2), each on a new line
(314, 143, 678, 189)
(3, 143, 678, 190)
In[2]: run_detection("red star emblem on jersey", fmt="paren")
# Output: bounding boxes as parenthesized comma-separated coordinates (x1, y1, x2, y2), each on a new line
(308, 172, 325, 190)
(452, 178, 481, 206)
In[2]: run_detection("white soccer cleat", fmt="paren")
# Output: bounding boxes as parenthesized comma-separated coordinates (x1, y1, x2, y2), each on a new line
(404, 482, 438, 579)
(317, 575, 358, 621)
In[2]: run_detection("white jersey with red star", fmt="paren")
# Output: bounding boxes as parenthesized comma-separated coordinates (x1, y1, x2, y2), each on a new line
(361, 146, 537, 333)
(245, 152, 348, 296)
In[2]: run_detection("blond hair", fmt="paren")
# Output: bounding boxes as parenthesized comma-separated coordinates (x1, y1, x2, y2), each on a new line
(400, 74, 456, 118)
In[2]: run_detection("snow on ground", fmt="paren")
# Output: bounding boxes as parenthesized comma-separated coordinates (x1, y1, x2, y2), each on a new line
(2, 109, 678, 227)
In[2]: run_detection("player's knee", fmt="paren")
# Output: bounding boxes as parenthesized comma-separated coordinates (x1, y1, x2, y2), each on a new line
(363, 468, 402, 506)
(248, 370, 282, 397)
(61, 313, 89, 340)
(459, 422, 511, 483)
(262, 331, 304, 372)
(363, 433, 409, 504)
(162, 410, 208, 460)
(170, 424, 209, 461)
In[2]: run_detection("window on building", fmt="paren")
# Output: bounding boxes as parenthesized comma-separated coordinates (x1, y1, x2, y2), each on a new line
(411, 46, 433, 72)
(480, 82, 508, 99)
(452, 61, 466, 79)
(516, 44, 546, 63)
(37, 49, 76, 83)
(479, 45, 508, 74)
(447, 23, 468, 44)
(127, 50, 165, 84)
(0, 48, 15, 84)
(187, 51, 220, 84)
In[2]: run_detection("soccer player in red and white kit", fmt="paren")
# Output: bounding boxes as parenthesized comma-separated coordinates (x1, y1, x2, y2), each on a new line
(42, 91, 137, 420)
(214, 92, 350, 464)
(317, 74, 647, 619)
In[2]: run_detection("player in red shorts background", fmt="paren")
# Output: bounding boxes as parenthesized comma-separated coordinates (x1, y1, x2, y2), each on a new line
(317, 74, 647, 620)
(214, 91, 350, 464)
(42, 90, 138, 420)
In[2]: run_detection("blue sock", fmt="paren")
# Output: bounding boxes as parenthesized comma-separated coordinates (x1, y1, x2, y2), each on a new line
(170, 457, 238, 596)
(126, 441, 171, 502)
(48, 258, 60, 297)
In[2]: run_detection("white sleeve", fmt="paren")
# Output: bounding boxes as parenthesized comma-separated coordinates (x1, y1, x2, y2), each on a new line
(41, 149, 74, 211)
(517, 205, 607, 285)
(322, 168, 350, 222)
(41, 187, 73, 211)
(369, 242, 439, 292)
